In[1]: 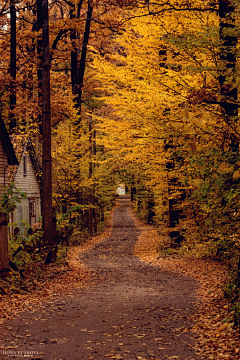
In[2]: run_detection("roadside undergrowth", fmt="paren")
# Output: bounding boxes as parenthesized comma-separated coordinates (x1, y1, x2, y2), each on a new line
(132, 213, 240, 360)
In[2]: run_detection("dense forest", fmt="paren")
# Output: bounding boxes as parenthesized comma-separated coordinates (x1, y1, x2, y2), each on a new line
(1, 0, 240, 327)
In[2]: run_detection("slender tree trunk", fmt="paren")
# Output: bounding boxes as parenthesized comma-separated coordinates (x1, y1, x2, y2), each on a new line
(88, 118, 97, 234)
(37, 0, 43, 135)
(219, 0, 237, 119)
(92, 129, 98, 233)
(10, 0, 16, 132)
(77, 1, 93, 112)
(88, 115, 93, 235)
(147, 191, 155, 224)
(219, 1, 240, 281)
(131, 180, 136, 202)
(164, 136, 183, 246)
(63, 0, 84, 100)
(70, 5, 78, 97)
(42, 0, 54, 262)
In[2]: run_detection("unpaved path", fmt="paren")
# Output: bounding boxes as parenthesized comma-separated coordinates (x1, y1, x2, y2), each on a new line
(0, 197, 204, 360)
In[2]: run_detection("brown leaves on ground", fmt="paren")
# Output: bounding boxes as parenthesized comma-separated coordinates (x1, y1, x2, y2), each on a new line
(133, 216, 240, 360)
(1, 203, 240, 359)
(0, 260, 89, 323)
(0, 214, 113, 324)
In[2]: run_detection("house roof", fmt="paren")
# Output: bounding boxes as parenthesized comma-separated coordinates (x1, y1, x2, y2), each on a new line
(10, 134, 28, 162)
(0, 115, 19, 165)
(9, 135, 42, 185)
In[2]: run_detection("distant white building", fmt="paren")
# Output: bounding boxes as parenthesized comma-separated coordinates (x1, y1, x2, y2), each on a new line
(116, 184, 126, 195)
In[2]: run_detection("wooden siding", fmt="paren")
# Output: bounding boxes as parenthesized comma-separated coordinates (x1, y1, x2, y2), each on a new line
(0, 138, 8, 196)
(11, 197, 41, 233)
(14, 149, 40, 197)
(11, 146, 41, 232)
(35, 196, 41, 224)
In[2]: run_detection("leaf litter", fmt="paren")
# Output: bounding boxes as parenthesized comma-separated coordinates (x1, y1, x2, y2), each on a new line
(0, 212, 114, 326)
(132, 210, 240, 360)
(1, 202, 239, 359)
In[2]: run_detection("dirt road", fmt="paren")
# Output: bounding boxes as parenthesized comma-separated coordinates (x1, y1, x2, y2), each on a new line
(0, 197, 204, 360)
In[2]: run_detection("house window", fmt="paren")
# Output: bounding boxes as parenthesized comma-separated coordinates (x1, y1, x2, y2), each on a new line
(23, 155, 27, 176)
(29, 198, 36, 226)
(29, 199, 35, 216)
(17, 205, 23, 235)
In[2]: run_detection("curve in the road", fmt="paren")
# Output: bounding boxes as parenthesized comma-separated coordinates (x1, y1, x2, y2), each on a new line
(0, 196, 204, 360)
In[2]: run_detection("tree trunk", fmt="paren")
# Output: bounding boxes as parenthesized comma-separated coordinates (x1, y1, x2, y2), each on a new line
(42, 0, 55, 262)
(164, 136, 183, 246)
(77, 1, 93, 112)
(147, 192, 155, 224)
(88, 115, 93, 235)
(10, 0, 16, 132)
(37, 0, 43, 135)
(92, 129, 97, 233)
(219, 1, 239, 282)
(131, 181, 136, 202)
(219, 0, 237, 128)
(70, 3, 78, 97)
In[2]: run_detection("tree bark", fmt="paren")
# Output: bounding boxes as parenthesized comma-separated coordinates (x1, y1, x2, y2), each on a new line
(10, 0, 16, 132)
(219, 0, 237, 127)
(37, 0, 43, 135)
(77, 1, 93, 112)
(70, 1, 84, 97)
(88, 115, 93, 235)
(42, 0, 54, 262)
(92, 128, 97, 233)
(164, 136, 183, 246)
(219, 1, 240, 282)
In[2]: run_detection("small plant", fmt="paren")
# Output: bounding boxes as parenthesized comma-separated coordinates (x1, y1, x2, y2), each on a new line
(0, 182, 26, 215)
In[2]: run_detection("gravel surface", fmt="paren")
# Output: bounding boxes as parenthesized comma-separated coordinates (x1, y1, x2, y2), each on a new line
(0, 196, 205, 360)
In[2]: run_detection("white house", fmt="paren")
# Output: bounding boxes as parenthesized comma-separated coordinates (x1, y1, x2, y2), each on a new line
(9, 135, 41, 233)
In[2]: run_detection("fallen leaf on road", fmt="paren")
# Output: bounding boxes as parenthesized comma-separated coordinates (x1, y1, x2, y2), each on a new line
(134, 334, 146, 338)
(50, 338, 58, 343)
